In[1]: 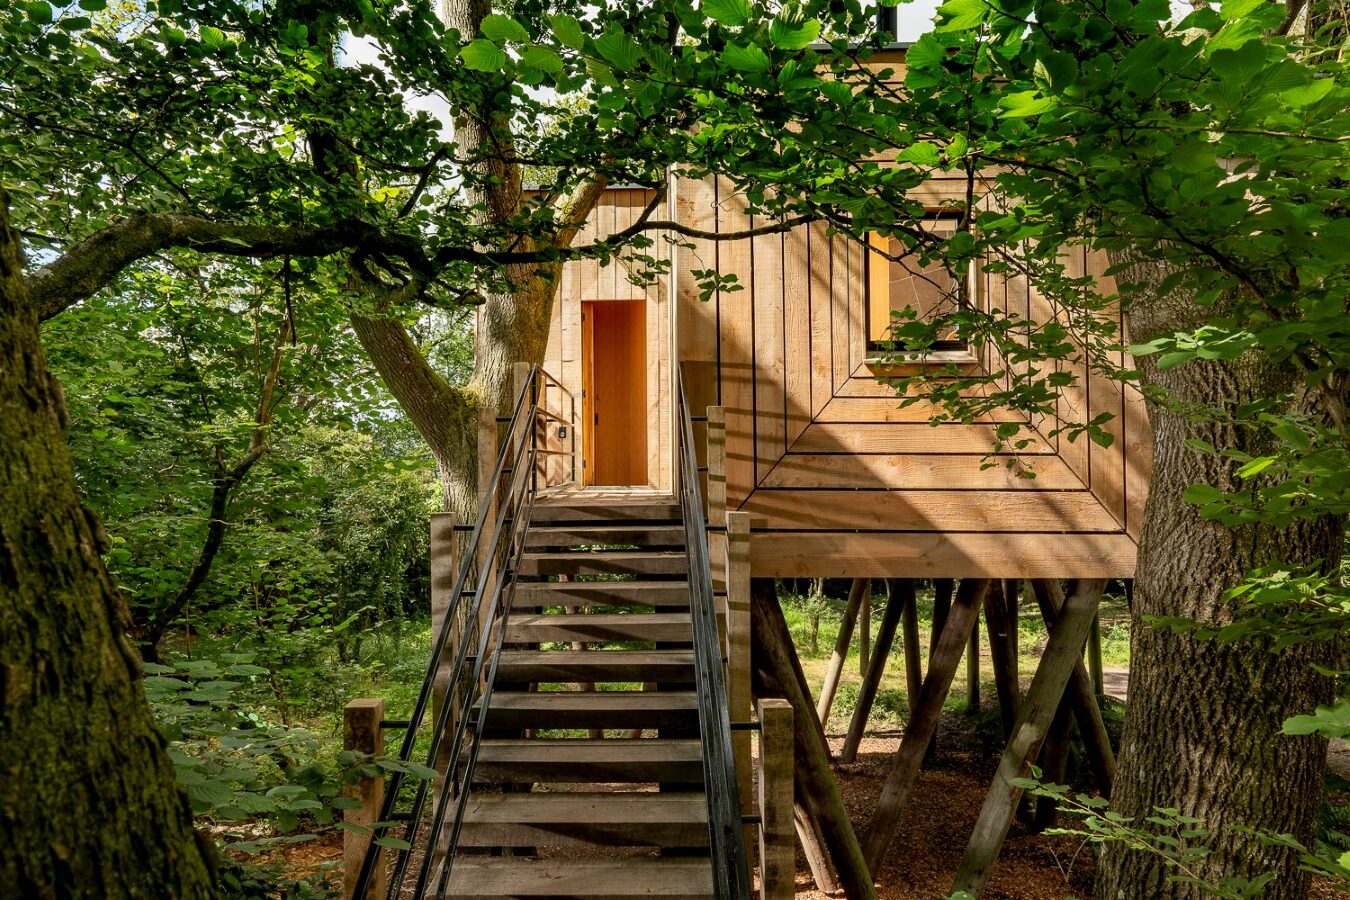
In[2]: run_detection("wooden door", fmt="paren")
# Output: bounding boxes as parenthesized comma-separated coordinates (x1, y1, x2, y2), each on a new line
(582, 300, 648, 486)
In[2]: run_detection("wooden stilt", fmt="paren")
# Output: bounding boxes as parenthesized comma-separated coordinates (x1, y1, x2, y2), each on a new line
(1031, 697, 1074, 832)
(983, 581, 1020, 742)
(794, 802, 839, 894)
(861, 578, 990, 874)
(858, 581, 871, 676)
(950, 580, 1107, 895)
(343, 699, 386, 900)
(815, 577, 869, 731)
(925, 579, 953, 758)
(751, 579, 877, 900)
(841, 580, 911, 764)
(1088, 612, 1105, 696)
(901, 585, 923, 717)
(965, 615, 980, 714)
(1029, 580, 1116, 794)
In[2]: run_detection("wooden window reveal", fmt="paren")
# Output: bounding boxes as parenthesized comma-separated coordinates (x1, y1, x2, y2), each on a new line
(866, 213, 970, 352)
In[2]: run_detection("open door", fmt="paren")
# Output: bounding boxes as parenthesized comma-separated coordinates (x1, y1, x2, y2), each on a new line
(582, 300, 648, 486)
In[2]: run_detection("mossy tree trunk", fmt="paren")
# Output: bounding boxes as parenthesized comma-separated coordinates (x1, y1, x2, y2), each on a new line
(1096, 258, 1341, 899)
(0, 193, 218, 897)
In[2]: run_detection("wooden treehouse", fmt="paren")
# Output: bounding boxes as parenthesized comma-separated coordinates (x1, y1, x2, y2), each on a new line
(341, 53, 1153, 900)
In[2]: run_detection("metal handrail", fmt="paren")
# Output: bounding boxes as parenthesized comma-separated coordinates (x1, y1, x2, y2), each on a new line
(350, 367, 541, 900)
(677, 363, 751, 900)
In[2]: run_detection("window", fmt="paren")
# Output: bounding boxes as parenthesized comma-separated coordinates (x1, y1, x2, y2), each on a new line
(866, 213, 970, 352)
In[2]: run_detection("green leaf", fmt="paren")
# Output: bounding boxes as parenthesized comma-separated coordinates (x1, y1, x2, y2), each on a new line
(1182, 483, 1225, 504)
(1282, 701, 1350, 739)
(521, 45, 563, 74)
(1235, 456, 1275, 478)
(768, 17, 821, 50)
(937, 0, 989, 30)
(548, 14, 585, 51)
(594, 28, 642, 70)
(1218, 0, 1264, 20)
(999, 91, 1058, 118)
(703, 0, 752, 26)
(722, 43, 770, 73)
(899, 142, 941, 166)
(460, 38, 509, 72)
(26, 1, 53, 24)
(1281, 78, 1333, 108)
(480, 14, 528, 45)
(77, 0, 106, 10)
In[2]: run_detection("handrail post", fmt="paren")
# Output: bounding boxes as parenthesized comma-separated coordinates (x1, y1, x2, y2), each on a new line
(758, 699, 795, 900)
(475, 404, 498, 628)
(343, 698, 386, 900)
(726, 510, 753, 866)
(428, 511, 458, 880)
(706, 406, 727, 593)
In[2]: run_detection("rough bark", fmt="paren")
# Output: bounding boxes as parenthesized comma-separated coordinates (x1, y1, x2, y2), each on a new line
(1095, 256, 1341, 899)
(0, 193, 218, 897)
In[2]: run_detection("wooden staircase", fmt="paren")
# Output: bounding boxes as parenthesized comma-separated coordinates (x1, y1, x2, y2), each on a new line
(445, 495, 722, 900)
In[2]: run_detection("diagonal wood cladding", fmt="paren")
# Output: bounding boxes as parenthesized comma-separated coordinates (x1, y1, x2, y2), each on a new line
(675, 175, 1152, 579)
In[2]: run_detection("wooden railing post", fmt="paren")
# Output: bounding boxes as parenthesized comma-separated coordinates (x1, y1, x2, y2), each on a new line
(343, 699, 385, 900)
(706, 406, 727, 591)
(758, 698, 795, 900)
(725, 510, 753, 858)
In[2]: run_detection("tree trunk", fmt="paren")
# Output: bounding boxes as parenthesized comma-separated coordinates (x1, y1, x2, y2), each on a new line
(1096, 259, 1341, 899)
(0, 193, 218, 897)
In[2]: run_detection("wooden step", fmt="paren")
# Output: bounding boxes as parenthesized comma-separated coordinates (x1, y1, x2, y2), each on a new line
(529, 502, 681, 524)
(525, 524, 686, 549)
(519, 551, 687, 577)
(505, 613, 692, 644)
(496, 650, 695, 684)
(479, 691, 698, 731)
(473, 738, 703, 783)
(512, 581, 689, 609)
(458, 792, 709, 848)
(442, 858, 714, 899)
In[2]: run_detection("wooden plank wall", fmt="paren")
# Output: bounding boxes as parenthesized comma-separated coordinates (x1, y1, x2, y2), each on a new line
(673, 174, 1151, 579)
(543, 187, 670, 490)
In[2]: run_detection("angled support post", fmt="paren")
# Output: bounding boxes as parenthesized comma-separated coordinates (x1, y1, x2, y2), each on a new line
(816, 578, 869, 731)
(758, 699, 795, 900)
(862, 578, 990, 874)
(429, 513, 459, 778)
(951, 579, 1107, 896)
(343, 698, 386, 900)
(841, 579, 910, 764)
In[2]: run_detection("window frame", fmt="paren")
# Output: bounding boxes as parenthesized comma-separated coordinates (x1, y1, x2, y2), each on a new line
(865, 210, 974, 355)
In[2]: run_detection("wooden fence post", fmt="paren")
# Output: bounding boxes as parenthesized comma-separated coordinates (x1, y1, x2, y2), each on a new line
(725, 511, 753, 842)
(758, 699, 795, 900)
(343, 698, 385, 900)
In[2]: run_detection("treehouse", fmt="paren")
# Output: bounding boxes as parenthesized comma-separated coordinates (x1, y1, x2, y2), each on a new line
(342, 47, 1152, 900)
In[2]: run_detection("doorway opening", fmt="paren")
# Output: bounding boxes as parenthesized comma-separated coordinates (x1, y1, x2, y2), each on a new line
(582, 300, 648, 486)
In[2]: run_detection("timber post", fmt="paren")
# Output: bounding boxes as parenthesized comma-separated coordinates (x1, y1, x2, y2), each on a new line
(429, 512, 459, 778)
(816, 577, 869, 731)
(1029, 580, 1116, 793)
(841, 579, 910, 764)
(725, 510, 753, 853)
(343, 698, 385, 900)
(951, 580, 1108, 895)
(706, 406, 727, 591)
(750, 578, 876, 900)
(758, 699, 795, 900)
(1088, 612, 1105, 696)
(475, 404, 498, 585)
(984, 581, 1020, 742)
(966, 616, 980, 713)
(862, 578, 991, 874)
